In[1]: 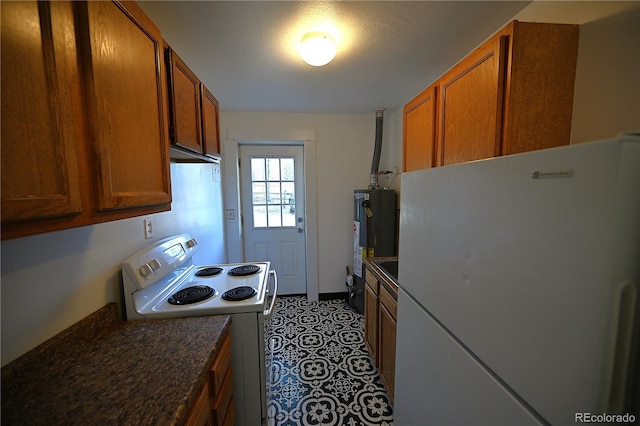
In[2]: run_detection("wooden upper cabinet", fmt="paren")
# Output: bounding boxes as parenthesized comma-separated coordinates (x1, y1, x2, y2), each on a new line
(166, 48, 203, 154)
(1, 0, 172, 239)
(80, 1, 171, 211)
(165, 45, 222, 160)
(1, 1, 82, 222)
(438, 34, 506, 166)
(403, 86, 437, 171)
(403, 20, 579, 171)
(501, 21, 579, 155)
(201, 85, 221, 156)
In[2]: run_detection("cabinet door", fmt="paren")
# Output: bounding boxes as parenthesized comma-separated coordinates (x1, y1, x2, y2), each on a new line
(168, 49, 203, 154)
(502, 22, 578, 155)
(1, 1, 82, 223)
(201, 85, 220, 157)
(403, 86, 437, 171)
(80, 1, 171, 211)
(438, 34, 506, 166)
(379, 287, 397, 402)
(364, 281, 379, 364)
(184, 381, 212, 426)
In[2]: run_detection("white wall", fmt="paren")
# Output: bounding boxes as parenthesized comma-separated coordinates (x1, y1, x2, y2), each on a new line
(570, 7, 640, 142)
(220, 112, 393, 296)
(1, 162, 226, 366)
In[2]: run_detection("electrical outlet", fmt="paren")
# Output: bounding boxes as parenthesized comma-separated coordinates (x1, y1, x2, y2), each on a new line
(144, 218, 154, 239)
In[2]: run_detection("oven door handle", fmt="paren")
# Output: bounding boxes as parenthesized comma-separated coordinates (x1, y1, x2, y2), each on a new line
(264, 269, 278, 318)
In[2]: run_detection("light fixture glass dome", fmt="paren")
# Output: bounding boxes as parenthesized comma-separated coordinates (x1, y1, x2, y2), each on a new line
(299, 32, 336, 66)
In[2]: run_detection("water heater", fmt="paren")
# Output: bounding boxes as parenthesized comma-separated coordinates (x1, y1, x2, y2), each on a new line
(351, 188, 397, 313)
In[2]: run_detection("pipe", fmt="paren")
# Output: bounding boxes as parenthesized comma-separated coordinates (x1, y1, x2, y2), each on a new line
(369, 108, 385, 189)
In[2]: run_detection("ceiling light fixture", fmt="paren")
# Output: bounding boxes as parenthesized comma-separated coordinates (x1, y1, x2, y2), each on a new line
(299, 31, 337, 66)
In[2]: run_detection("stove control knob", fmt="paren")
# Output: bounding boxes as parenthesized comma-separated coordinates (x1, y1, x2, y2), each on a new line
(139, 264, 153, 277)
(149, 259, 161, 271)
(186, 238, 198, 248)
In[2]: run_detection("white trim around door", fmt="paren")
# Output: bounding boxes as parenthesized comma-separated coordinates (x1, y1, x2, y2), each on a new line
(222, 128, 319, 302)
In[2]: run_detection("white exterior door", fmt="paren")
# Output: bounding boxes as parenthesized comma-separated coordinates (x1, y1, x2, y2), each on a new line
(240, 144, 307, 295)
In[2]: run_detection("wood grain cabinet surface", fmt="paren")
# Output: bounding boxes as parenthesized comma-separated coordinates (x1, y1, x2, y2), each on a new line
(364, 265, 396, 402)
(1, 1, 83, 223)
(167, 47, 203, 154)
(364, 269, 379, 365)
(81, 0, 172, 211)
(210, 333, 234, 426)
(201, 85, 221, 157)
(403, 86, 437, 172)
(378, 284, 397, 403)
(403, 20, 579, 171)
(184, 331, 234, 426)
(438, 33, 505, 166)
(1, 0, 172, 240)
(166, 46, 221, 159)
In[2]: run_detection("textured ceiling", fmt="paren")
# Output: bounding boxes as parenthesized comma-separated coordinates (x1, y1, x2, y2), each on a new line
(138, 1, 635, 114)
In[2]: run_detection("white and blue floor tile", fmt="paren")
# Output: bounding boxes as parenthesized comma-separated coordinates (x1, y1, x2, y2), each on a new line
(266, 296, 393, 425)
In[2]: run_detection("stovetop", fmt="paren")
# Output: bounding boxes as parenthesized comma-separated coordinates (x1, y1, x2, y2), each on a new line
(121, 235, 271, 319)
(135, 262, 270, 319)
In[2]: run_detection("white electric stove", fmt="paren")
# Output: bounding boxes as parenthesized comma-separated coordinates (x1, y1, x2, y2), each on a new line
(121, 234, 277, 426)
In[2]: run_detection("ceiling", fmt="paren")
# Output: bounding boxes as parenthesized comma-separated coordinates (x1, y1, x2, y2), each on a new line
(138, 1, 636, 115)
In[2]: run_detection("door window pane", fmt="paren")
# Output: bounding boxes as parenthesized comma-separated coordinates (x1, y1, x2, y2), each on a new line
(251, 158, 265, 181)
(250, 156, 296, 228)
(253, 206, 267, 227)
(267, 205, 282, 227)
(252, 182, 266, 204)
(267, 158, 280, 180)
(281, 158, 294, 181)
(282, 205, 296, 226)
(267, 182, 281, 204)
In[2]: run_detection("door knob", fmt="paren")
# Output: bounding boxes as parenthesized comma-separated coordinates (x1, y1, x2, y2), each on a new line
(298, 227, 304, 233)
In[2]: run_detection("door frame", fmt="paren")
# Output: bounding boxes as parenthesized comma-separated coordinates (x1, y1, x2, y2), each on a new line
(223, 128, 319, 302)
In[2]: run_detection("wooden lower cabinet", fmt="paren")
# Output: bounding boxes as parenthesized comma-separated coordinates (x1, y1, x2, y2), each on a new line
(184, 381, 211, 426)
(364, 273, 379, 364)
(378, 285, 397, 403)
(364, 266, 397, 402)
(210, 333, 234, 426)
(184, 332, 234, 426)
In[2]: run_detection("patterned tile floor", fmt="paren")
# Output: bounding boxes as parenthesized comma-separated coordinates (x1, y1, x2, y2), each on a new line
(265, 296, 394, 426)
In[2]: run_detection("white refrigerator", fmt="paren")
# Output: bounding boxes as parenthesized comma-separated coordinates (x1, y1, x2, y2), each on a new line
(395, 135, 640, 425)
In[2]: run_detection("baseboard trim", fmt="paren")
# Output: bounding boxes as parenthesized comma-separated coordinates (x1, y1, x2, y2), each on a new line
(319, 292, 348, 301)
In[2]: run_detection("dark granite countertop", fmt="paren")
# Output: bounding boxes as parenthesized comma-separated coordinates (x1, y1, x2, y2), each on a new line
(1, 303, 231, 425)
(364, 256, 399, 297)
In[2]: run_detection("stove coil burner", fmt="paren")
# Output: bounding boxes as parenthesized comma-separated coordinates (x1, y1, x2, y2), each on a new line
(195, 267, 223, 277)
(228, 264, 260, 277)
(222, 286, 257, 301)
(168, 285, 214, 305)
